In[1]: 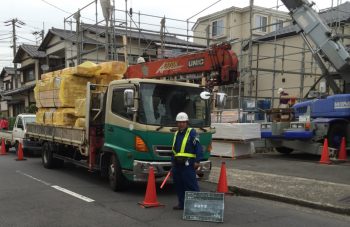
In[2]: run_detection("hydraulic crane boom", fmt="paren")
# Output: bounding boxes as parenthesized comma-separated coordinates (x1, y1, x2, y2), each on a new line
(281, 0, 350, 93)
(125, 42, 239, 87)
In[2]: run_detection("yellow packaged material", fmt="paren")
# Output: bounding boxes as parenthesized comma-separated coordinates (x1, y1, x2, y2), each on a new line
(74, 99, 86, 117)
(74, 118, 86, 128)
(72, 61, 101, 77)
(61, 67, 74, 75)
(35, 108, 46, 124)
(97, 61, 127, 75)
(53, 108, 77, 126)
(97, 74, 123, 85)
(35, 74, 95, 108)
(35, 108, 55, 124)
(41, 72, 54, 80)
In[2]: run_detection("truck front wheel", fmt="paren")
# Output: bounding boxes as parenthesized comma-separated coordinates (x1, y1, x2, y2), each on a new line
(275, 147, 294, 154)
(108, 154, 127, 191)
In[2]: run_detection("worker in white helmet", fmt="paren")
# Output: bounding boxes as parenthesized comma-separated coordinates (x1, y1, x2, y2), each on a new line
(171, 112, 202, 210)
(278, 87, 289, 108)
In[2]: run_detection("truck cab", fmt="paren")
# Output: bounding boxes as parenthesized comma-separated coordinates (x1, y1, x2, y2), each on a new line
(0, 114, 41, 154)
(103, 79, 213, 186)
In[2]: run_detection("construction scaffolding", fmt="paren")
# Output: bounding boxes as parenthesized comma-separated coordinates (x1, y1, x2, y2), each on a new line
(217, 0, 350, 123)
(50, 0, 349, 123)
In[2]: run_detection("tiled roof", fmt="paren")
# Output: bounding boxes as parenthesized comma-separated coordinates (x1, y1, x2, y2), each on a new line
(13, 44, 46, 63)
(0, 67, 18, 78)
(81, 23, 205, 48)
(38, 27, 102, 50)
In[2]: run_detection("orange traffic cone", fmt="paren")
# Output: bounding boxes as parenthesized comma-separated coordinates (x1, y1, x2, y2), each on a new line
(217, 162, 231, 194)
(338, 137, 347, 161)
(319, 139, 331, 164)
(0, 138, 7, 155)
(138, 166, 163, 208)
(15, 142, 26, 161)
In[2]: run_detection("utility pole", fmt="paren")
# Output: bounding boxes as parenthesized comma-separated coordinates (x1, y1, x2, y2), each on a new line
(74, 10, 81, 64)
(160, 17, 166, 58)
(4, 18, 25, 89)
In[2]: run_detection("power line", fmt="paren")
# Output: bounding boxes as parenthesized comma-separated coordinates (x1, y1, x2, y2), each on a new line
(17, 35, 36, 43)
(40, 0, 71, 14)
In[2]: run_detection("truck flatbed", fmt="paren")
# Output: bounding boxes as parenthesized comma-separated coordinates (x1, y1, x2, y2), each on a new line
(26, 123, 86, 148)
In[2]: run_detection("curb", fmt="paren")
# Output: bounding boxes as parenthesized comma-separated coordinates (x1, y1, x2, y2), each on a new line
(228, 185, 350, 216)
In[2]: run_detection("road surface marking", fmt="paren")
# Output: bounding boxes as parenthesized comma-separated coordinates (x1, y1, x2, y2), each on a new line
(16, 170, 51, 186)
(51, 185, 95, 202)
(16, 170, 95, 203)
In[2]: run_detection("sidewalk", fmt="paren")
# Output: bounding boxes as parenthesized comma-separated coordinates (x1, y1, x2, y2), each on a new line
(208, 166, 350, 215)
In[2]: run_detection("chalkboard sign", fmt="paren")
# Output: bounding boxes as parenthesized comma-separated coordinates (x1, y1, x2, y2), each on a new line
(183, 191, 224, 223)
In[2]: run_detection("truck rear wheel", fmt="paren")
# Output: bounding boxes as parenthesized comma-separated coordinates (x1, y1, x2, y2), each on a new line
(109, 154, 127, 191)
(42, 142, 54, 169)
(275, 147, 294, 154)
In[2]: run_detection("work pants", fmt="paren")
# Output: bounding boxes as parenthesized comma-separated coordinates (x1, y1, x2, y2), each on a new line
(172, 164, 199, 208)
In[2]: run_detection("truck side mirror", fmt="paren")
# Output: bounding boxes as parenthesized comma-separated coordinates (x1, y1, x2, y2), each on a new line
(200, 91, 211, 100)
(124, 89, 135, 107)
(215, 92, 227, 109)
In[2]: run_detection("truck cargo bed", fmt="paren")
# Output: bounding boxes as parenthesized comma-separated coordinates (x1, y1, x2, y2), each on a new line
(26, 123, 86, 147)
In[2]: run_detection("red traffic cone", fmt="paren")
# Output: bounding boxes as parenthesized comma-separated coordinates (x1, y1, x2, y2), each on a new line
(338, 137, 347, 161)
(217, 162, 230, 194)
(16, 142, 26, 161)
(319, 139, 331, 164)
(0, 138, 7, 155)
(138, 166, 163, 208)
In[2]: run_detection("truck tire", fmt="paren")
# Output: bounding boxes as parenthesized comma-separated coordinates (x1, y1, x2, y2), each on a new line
(42, 142, 54, 169)
(327, 122, 348, 149)
(275, 147, 294, 154)
(108, 154, 127, 191)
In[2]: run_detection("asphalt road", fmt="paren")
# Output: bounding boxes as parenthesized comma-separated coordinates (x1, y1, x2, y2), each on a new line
(1, 152, 350, 227)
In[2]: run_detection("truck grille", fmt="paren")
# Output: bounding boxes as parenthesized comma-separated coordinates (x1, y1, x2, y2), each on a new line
(153, 145, 173, 157)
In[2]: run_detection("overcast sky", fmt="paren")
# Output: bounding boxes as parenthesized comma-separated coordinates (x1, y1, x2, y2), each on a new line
(0, 0, 343, 69)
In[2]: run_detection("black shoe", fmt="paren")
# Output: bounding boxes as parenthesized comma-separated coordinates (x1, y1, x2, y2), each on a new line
(173, 205, 184, 210)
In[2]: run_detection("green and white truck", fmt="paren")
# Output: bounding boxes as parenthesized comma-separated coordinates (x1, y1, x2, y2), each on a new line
(26, 79, 222, 190)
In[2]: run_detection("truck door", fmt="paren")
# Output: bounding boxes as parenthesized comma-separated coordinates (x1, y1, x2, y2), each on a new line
(104, 85, 138, 168)
(13, 116, 24, 143)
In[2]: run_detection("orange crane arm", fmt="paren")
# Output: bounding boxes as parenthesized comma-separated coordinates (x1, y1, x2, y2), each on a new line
(125, 43, 239, 86)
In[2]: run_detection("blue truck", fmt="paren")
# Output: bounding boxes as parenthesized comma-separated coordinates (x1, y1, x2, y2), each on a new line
(261, 0, 350, 156)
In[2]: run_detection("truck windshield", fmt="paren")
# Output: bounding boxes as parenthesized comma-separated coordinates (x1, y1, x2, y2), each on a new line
(139, 83, 210, 127)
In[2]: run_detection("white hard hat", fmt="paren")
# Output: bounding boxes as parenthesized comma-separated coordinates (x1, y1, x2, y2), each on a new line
(137, 57, 145, 64)
(176, 112, 189, 122)
(277, 88, 284, 94)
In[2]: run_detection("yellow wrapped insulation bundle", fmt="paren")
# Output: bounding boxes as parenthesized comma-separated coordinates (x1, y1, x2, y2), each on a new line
(72, 61, 101, 77)
(74, 99, 86, 117)
(36, 108, 76, 126)
(35, 74, 95, 108)
(53, 108, 77, 126)
(96, 74, 123, 85)
(97, 61, 127, 75)
(74, 118, 86, 128)
(35, 61, 128, 128)
(36, 108, 55, 124)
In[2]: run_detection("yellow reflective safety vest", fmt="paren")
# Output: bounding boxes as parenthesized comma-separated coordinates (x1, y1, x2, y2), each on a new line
(172, 127, 196, 158)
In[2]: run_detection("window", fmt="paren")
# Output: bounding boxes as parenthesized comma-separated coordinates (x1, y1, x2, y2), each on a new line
(212, 19, 224, 37)
(255, 15, 267, 32)
(111, 88, 132, 119)
(24, 68, 35, 82)
(16, 117, 23, 129)
(272, 18, 284, 31)
(139, 83, 210, 127)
